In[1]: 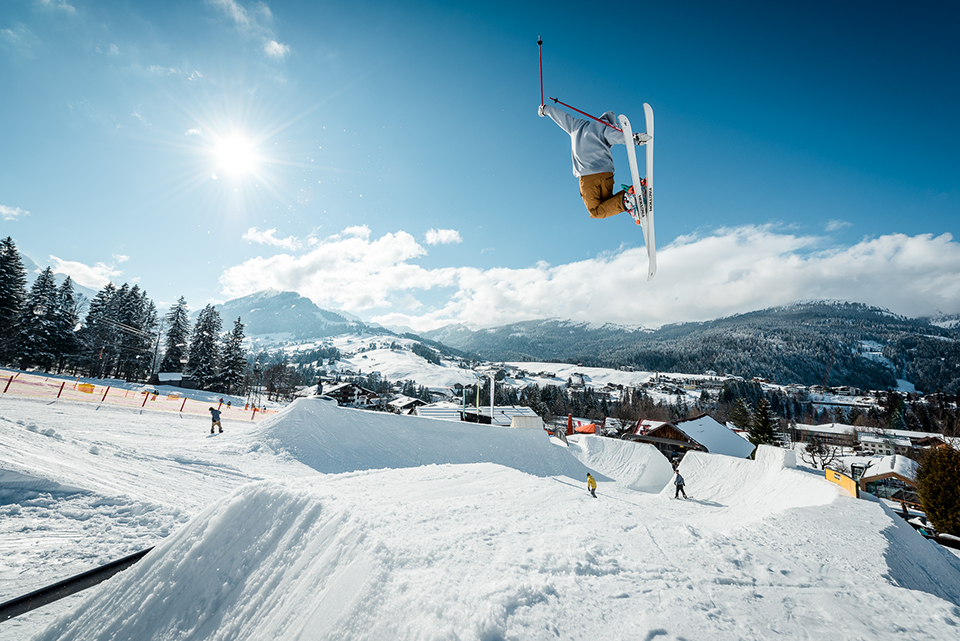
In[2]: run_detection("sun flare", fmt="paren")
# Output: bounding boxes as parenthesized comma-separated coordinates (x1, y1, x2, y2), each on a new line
(212, 133, 258, 178)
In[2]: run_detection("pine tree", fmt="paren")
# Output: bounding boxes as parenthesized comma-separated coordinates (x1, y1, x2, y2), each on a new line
(916, 445, 960, 536)
(729, 397, 752, 431)
(159, 297, 191, 373)
(51, 277, 82, 373)
(218, 317, 247, 394)
(187, 304, 222, 390)
(14, 267, 60, 371)
(78, 283, 119, 377)
(748, 398, 781, 447)
(0, 237, 28, 364)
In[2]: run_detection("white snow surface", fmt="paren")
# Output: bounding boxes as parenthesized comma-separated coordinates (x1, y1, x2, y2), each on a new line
(2, 396, 960, 640)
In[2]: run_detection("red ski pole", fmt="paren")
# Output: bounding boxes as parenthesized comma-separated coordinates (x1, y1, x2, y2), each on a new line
(538, 36, 543, 106)
(549, 96, 623, 133)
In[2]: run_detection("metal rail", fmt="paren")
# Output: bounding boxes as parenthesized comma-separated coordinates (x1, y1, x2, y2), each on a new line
(0, 547, 154, 621)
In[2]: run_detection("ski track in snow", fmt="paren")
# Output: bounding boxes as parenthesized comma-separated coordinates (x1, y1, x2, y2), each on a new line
(1, 396, 960, 640)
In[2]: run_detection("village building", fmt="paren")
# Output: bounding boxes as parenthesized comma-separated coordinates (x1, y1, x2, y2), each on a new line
(791, 423, 857, 448)
(857, 432, 913, 456)
(857, 455, 919, 504)
(323, 382, 380, 408)
(415, 403, 541, 427)
(625, 414, 754, 462)
(387, 395, 428, 415)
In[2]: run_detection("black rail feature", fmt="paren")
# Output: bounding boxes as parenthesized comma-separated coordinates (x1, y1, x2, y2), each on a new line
(0, 547, 154, 621)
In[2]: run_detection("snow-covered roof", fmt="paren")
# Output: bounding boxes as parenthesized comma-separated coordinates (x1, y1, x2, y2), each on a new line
(861, 455, 919, 486)
(464, 405, 539, 427)
(416, 402, 465, 423)
(674, 415, 755, 459)
(858, 433, 912, 447)
(794, 422, 855, 436)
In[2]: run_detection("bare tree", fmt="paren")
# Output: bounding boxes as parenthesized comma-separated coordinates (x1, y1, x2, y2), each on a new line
(799, 434, 839, 470)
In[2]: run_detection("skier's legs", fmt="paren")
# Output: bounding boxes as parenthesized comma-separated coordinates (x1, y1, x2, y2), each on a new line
(579, 172, 626, 219)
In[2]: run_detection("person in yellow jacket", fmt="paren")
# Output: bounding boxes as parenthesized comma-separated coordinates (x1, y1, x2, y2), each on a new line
(587, 473, 597, 498)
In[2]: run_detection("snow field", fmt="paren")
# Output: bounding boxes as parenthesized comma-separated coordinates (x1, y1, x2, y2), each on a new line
(3, 395, 960, 639)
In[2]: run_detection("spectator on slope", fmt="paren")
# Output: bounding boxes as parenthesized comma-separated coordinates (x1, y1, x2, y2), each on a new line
(316, 378, 324, 397)
(674, 471, 687, 499)
(587, 473, 597, 498)
(209, 407, 223, 435)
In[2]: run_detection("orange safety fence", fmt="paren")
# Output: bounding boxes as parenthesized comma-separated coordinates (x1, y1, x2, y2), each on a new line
(0, 371, 275, 421)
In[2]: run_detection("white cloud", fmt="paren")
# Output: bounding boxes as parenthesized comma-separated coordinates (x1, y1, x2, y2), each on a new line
(34, 0, 76, 15)
(424, 229, 462, 245)
(1, 25, 42, 59)
(207, 0, 250, 28)
(185, 127, 202, 136)
(48, 256, 122, 290)
(1, 205, 29, 221)
(132, 110, 150, 126)
(263, 40, 289, 59)
(207, 0, 289, 61)
(242, 227, 301, 251)
(825, 219, 852, 232)
(219, 226, 960, 333)
(113, 254, 130, 264)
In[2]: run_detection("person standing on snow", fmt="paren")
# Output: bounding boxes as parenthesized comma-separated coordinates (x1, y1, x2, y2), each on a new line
(208, 407, 223, 435)
(539, 102, 648, 220)
(674, 471, 687, 499)
(587, 473, 597, 498)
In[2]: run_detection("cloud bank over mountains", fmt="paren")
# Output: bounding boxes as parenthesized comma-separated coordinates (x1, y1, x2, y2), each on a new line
(217, 225, 960, 331)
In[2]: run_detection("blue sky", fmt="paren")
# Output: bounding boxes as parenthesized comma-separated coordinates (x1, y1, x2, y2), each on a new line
(2, 0, 958, 331)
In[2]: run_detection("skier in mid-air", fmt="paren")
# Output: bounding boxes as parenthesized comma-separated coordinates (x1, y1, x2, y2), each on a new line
(540, 102, 648, 221)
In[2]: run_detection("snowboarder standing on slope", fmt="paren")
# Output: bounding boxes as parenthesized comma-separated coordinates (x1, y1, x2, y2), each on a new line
(539, 102, 648, 220)
(208, 407, 223, 435)
(587, 473, 597, 498)
(674, 471, 687, 499)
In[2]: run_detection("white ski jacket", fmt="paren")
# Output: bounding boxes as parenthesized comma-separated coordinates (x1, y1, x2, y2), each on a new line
(542, 103, 626, 177)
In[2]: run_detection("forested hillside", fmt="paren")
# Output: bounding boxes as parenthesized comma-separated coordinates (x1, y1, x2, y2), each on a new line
(425, 302, 960, 393)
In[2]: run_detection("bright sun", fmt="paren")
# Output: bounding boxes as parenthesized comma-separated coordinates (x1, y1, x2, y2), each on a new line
(213, 133, 258, 178)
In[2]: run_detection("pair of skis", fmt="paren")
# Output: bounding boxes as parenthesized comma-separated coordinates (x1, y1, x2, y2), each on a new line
(619, 104, 656, 281)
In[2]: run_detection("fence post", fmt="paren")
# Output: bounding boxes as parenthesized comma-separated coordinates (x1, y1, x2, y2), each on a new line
(141, 391, 149, 408)
(57, 382, 65, 399)
(251, 407, 258, 421)
(3, 376, 12, 394)
(180, 398, 187, 412)
(101, 386, 110, 402)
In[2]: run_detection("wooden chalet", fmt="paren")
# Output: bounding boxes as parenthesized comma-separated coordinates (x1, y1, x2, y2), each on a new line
(624, 414, 754, 462)
(324, 382, 380, 408)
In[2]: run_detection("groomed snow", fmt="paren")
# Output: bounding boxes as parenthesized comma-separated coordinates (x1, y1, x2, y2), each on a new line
(3, 395, 960, 640)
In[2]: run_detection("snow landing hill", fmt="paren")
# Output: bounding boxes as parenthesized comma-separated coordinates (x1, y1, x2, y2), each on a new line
(2, 394, 960, 640)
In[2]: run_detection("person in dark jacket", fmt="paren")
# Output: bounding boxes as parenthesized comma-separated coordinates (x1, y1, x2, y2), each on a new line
(674, 471, 687, 499)
(209, 407, 223, 434)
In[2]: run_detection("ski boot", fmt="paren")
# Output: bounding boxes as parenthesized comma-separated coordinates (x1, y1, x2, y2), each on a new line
(622, 185, 642, 225)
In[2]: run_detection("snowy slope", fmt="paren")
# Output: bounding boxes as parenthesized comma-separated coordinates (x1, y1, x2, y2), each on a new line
(2, 395, 960, 640)
(255, 397, 589, 478)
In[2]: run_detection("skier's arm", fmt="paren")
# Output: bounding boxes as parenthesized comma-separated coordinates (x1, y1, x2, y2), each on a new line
(540, 103, 582, 135)
(603, 123, 628, 147)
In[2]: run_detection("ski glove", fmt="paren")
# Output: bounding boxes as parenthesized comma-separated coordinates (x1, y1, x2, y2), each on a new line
(633, 132, 651, 145)
(538, 104, 546, 117)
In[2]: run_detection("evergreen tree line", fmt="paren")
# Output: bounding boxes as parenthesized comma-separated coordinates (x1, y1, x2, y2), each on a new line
(0, 237, 247, 392)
